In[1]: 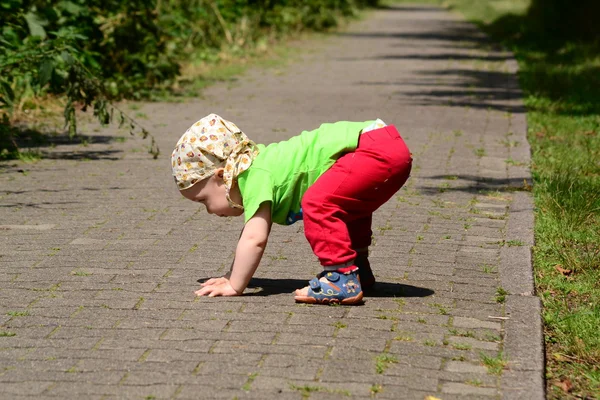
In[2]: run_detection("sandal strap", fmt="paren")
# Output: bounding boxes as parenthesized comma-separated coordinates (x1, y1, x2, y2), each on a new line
(317, 271, 342, 282)
(324, 271, 340, 282)
(309, 277, 321, 291)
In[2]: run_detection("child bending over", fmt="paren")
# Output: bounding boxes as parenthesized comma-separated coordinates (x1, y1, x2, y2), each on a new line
(171, 114, 412, 305)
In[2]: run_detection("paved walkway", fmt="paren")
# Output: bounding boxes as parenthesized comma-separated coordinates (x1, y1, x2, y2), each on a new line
(1, 4, 544, 400)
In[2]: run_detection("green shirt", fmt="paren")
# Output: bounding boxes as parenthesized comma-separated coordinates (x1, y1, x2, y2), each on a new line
(237, 120, 373, 225)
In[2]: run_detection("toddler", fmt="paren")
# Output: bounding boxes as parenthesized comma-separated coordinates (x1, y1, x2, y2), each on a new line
(171, 114, 412, 305)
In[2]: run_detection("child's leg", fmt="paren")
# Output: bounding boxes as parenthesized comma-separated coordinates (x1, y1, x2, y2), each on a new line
(295, 126, 412, 303)
(347, 216, 375, 288)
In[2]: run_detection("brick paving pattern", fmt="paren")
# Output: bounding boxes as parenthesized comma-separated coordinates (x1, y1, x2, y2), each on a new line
(1, 5, 544, 400)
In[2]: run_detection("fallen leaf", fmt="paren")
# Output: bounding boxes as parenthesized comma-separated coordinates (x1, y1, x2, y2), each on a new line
(554, 264, 572, 276)
(535, 131, 546, 138)
(555, 378, 573, 393)
(424, 397, 442, 400)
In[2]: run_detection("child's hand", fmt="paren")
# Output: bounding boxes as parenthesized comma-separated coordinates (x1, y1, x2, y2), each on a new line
(195, 278, 240, 297)
(200, 274, 230, 287)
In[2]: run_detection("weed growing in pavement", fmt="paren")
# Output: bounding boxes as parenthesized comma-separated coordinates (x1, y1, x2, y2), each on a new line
(466, 379, 483, 387)
(480, 351, 508, 375)
(370, 384, 383, 395)
(241, 372, 258, 391)
(289, 384, 350, 398)
(374, 353, 398, 374)
(71, 269, 91, 276)
(481, 264, 497, 274)
(331, 321, 347, 329)
(453, 343, 472, 351)
(474, 147, 486, 157)
(505, 158, 528, 167)
(483, 333, 501, 342)
(449, 329, 475, 338)
(6, 311, 30, 317)
(495, 287, 508, 303)
(393, 333, 413, 342)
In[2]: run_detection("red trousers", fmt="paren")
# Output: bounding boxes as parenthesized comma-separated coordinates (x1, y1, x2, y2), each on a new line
(301, 125, 412, 268)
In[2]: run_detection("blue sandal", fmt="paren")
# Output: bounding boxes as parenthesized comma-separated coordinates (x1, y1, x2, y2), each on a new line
(294, 271, 364, 305)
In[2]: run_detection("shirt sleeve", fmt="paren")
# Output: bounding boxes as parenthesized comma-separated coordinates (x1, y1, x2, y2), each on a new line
(237, 167, 274, 223)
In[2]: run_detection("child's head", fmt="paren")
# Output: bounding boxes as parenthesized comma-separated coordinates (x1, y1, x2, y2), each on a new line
(179, 168, 244, 217)
(171, 114, 258, 211)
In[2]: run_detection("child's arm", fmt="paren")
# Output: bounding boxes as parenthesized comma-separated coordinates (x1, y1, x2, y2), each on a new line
(195, 202, 272, 297)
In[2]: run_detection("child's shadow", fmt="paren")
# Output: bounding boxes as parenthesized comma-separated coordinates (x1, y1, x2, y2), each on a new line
(197, 277, 434, 298)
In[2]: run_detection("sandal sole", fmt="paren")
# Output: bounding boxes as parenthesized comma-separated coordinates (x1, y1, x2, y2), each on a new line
(294, 291, 364, 305)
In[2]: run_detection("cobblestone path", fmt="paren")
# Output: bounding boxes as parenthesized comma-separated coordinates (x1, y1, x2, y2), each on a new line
(1, 4, 544, 400)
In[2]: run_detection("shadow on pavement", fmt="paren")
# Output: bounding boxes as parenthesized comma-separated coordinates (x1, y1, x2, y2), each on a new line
(335, 9, 525, 115)
(376, 5, 446, 13)
(214, 277, 437, 298)
(416, 175, 530, 196)
(3, 128, 125, 161)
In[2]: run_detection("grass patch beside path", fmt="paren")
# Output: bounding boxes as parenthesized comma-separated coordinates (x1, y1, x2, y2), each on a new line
(390, 0, 600, 398)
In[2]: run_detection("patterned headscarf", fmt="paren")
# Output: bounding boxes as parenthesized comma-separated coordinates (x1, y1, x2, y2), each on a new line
(171, 114, 259, 209)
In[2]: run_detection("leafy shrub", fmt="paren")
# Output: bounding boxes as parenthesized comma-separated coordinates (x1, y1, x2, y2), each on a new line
(0, 0, 378, 157)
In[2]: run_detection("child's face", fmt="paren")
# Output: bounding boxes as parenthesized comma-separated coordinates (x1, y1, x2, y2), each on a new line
(180, 169, 243, 218)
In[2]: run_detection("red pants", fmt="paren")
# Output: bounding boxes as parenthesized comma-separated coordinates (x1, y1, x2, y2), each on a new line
(301, 125, 412, 268)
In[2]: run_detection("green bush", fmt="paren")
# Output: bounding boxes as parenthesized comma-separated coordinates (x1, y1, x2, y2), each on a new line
(0, 0, 378, 157)
(527, 0, 600, 40)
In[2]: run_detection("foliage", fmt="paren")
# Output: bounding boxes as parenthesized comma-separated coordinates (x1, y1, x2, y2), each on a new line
(526, 0, 600, 40)
(0, 0, 379, 159)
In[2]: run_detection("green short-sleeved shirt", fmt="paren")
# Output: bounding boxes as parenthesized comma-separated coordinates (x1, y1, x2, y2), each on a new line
(237, 120, 373, 225)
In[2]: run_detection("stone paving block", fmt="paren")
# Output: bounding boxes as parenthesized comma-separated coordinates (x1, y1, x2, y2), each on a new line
(212, 341, 329, 358)
(1, 382, 56, 396)
(447, 335, 499, 351)
(452, 316, 502, 331)
(501, 369, 545, 400)
(368, 386, 450, 400)
(445, 360, 489, 374)
(253, 375, 373, 398)
(388, 340, 480, 361)
(4, 337, 100, 351)
(442, 381, 499, 396)
(452, 301, 504, 320)
(257, 365, 319, 381)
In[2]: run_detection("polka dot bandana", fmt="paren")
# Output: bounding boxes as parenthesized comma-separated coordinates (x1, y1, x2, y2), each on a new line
(171, 114, 259, 209)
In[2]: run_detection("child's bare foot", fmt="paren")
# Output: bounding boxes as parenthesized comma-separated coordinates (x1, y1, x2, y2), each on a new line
(294, 286, 310, 297)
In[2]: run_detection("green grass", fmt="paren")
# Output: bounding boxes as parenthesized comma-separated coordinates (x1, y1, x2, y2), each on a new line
(374, 353, 398, 374)
(289, 384, 351, 398)
(453, 343, 472, 351)
(480, 351, 508, 376)
(495, 287, 508, 304)
(370, 383, 383, 395)
(331, 321, 347, 329)
(241, 372, 258, 391)
(390, 0, 600, 397)
(6, 311, 30, 317)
